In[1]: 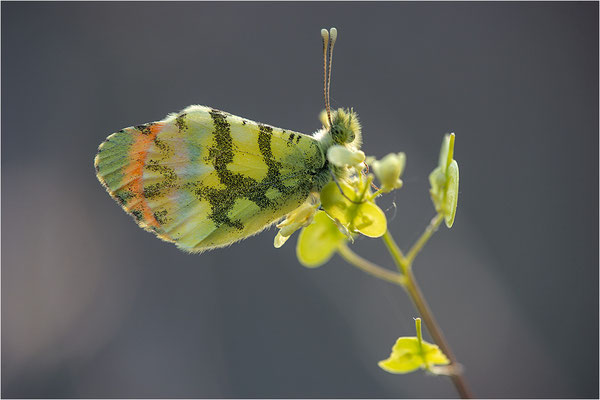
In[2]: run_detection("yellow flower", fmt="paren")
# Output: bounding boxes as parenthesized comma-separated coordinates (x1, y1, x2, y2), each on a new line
(320, 181, 387, 238)
(279, 152, 390, 268)
(379, 318, 450, 375)
(378, 337, 450, 374)
(274, 198, 319, 248)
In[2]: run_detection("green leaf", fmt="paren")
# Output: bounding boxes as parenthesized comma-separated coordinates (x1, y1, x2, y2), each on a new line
(296, 211, 346, 267)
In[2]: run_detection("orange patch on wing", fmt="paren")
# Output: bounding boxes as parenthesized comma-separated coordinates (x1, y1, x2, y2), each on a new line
(122, 123, 167, 231)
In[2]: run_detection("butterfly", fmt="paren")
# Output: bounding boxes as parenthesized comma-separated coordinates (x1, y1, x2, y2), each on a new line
(94, 28, 363, 253)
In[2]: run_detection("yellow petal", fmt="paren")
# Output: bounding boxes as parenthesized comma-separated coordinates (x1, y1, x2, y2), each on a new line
(296, 211, 346, 267)
(354, 201, 387, 238)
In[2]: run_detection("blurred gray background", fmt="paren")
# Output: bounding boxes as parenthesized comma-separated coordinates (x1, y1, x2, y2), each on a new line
(2, 2, 598, 398)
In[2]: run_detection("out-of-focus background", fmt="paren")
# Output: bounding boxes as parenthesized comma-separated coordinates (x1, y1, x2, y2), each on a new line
(2, 2, 598, 398)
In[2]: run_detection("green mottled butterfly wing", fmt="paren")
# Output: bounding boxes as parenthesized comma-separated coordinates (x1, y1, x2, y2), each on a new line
(95, 105, 326, 253)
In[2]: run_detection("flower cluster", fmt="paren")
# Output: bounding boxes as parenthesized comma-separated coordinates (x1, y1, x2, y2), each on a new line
(274, 146, 407, 267)
(274, 132, 459, 268)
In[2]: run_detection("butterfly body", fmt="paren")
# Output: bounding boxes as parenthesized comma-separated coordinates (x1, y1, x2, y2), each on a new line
(94, 105, 358, 252)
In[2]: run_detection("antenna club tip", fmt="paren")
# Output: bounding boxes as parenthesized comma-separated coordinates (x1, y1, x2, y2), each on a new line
(330, 27, 338, 41)
(321, 29, 329, 40)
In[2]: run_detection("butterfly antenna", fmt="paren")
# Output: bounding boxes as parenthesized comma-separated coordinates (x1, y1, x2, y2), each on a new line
(326, 27, 337, 127)
(321, 29, 331, 127)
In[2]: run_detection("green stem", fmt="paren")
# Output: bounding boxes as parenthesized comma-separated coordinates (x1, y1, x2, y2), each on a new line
(382, 216, 473, 399)
(382, 230, 407, 274)
(337, 244, 406, 286)
(414, 318, 426, 367)
(403, 269, 472, 398)
(369, 188, 385, 199)
(405, 214, 444, 266)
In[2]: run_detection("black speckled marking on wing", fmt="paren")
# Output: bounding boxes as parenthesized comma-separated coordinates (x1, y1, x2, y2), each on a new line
(141, 135, 176, 202)
(143, 160, 178, 200)
(153, 137, 172, 157)
(115, 190, 135, 206)
(136, 124, 152, 135)
(131, 209, 144, 222)
(175, 113, 188, 131)
(257, 124, 292, 195)
(198, 110, 264, 229)
(185, 110, 316, 231)
(153, 209, 169, 225)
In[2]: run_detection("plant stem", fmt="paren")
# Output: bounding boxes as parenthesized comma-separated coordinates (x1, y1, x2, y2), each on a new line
(382, 230, 407, 274)
(382, 219, 473, 399)
(405, 214, 444, 266)
(414, 318, 426, 366)
(403, 269, 472, 399)
(338, 244, 406, 286)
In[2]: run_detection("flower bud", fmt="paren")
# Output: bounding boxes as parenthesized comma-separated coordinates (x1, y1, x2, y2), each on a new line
(371, 152, 406, 192)
(429, 134, 459, 228)
(327, 145, 366, 167)
(274, 200, 319, 248)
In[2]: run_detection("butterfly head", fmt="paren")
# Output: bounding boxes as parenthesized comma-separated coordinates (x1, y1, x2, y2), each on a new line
(319, 107, 362, 151)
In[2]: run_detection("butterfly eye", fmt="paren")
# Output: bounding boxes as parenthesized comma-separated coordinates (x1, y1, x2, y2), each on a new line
(331, 126, 342, 142)
(346, 130, 355, 143)
(331, 125, 354, 145)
